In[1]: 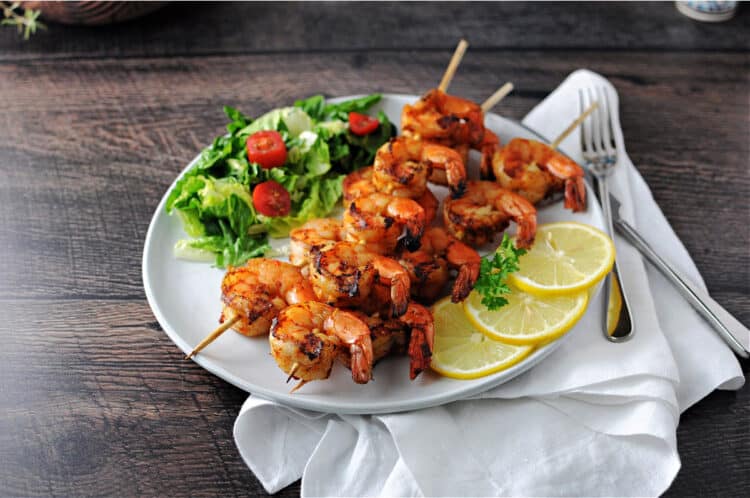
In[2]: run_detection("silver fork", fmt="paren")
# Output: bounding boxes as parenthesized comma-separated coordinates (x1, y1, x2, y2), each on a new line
(580, 87, 635, 342)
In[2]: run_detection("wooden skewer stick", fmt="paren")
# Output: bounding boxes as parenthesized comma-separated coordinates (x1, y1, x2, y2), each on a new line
(286, 363, 300, 383)
(480, 82, 514, 113)
(549, 101, 599, 150)
(184, 314, 241, 360)
(290, 379, 308, 394)
(438, 39, 469, 93)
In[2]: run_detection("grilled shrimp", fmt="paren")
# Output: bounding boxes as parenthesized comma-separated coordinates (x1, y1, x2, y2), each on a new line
(219, 259, 318, 337)
(342, 167, 378, 202)
(353, 311, 408, 364)
(343, 302, 434, 380)
(398, 227, 481, 303)
(309, 241, 411, 317)
(343, 192, 426, 254)
(401, 88, 502, 182)
(401, 89, 485, 146)
(443, 180, 537, 248)
(492, 138, 586, 212)
(372, 137, 467, 198)
(400, 302, 435, 379)
(343, 167, 440, 225)
(289, 218, 345, 266)
(269, 302, 374, 385)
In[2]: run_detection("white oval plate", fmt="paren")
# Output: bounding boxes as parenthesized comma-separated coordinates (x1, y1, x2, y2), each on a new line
(143, 94, 604, 414)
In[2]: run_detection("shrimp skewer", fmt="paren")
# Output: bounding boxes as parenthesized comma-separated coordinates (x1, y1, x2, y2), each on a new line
(185, 259, 317, 359)
(488, 104, 597, 212)
(343, 191, 426, 254)
(400, 84, 511, 181)
(398, 227, 481, 304)
(443, 180, 537, 249)
(270, 302, 374, 389)
(343, 166, 440, 225)
(344, 302, 434, 380)
(491, 138, 586, 212)
(308, 241, 411, 318)
(372, 137, 467, 199)
(289, 218, 345, 266)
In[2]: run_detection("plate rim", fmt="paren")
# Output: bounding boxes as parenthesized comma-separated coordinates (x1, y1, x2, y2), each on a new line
(142, 93, 601, 414)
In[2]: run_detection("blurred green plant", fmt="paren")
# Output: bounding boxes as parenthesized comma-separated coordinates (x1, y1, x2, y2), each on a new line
(1, 2, 45, 39)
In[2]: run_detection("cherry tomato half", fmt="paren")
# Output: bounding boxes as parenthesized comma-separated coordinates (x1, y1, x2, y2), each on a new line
(246, 130, 287, 169)
(252, 180, 291, 217)
(348, 112, 380, 136)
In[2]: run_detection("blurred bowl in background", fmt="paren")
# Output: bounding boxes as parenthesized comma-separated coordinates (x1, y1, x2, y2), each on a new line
(21, 1, 165, 26)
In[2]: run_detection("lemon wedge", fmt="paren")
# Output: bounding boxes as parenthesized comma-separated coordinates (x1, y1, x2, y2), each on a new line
(430, 297, 533, 379)
(509, 222, 615, 296)
(464, 285, 589, 345)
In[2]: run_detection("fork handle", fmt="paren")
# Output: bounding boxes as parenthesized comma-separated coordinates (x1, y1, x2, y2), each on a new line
(597, 175, 635, 341)
(614, 218, 749, 358)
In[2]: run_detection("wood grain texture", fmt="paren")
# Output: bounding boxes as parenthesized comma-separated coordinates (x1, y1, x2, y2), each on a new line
(1, 1, 749, 61)
(0, 2, 748, 496)
(1, 51, 748, 320)
(0, 300, 293, 497)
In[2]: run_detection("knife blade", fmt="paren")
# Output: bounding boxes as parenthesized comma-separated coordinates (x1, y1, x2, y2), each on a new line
(610, 193, 750, 358)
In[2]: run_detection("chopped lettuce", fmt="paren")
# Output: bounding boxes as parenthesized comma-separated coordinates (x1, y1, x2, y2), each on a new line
(166, 94, 393, 267)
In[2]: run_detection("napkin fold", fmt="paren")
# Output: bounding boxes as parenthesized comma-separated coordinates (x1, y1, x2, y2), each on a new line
(234, 70, 745, 496)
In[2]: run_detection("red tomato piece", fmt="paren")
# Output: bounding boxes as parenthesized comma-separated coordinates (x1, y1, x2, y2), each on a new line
(252, 180, 291, 217)
(348, 112, 380, 136)
(246, 130, 287, 169)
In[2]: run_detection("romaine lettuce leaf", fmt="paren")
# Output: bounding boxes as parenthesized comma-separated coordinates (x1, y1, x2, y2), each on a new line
(238, 107, 313, 138)
(166, 94, 391, 267)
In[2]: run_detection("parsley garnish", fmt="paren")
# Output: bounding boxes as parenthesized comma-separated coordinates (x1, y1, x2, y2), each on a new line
(474, 235, 527, 310)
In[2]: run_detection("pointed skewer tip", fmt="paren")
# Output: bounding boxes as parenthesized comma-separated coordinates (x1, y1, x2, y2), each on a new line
(290, 379, 308, 394)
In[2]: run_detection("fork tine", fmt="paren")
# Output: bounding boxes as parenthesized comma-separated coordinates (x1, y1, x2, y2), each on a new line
(579, 89, 594, 153)
(597, 87, 616, 157)
(588, 87, 603, 155)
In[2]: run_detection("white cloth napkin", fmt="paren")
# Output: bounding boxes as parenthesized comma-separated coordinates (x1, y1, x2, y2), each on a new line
(233, 70, 746, 497)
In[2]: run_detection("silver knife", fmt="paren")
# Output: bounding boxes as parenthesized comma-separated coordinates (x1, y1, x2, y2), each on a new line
(610, 193, 750, 358)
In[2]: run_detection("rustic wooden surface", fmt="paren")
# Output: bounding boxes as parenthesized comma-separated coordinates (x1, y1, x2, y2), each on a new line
(0, 2, 748, 496)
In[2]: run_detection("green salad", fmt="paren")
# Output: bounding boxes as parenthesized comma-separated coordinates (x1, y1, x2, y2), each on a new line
(165, 94, 395, 267)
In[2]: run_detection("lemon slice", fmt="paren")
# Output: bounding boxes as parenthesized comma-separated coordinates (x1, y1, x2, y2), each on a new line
(464, 285, 589, 345)
(509, 222, 615, 296)
(431, 297, 533, 379)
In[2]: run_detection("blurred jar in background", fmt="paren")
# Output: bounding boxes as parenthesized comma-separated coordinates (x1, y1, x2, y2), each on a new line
(675, 1, 738, 22)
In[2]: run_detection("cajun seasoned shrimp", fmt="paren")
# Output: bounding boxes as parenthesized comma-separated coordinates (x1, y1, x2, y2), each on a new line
(218, 259, 318, 337)
(309, 241, 411, 317)
(479, 129, 501, 180)
(416, 188, 440, 226)
(269, 302, 374, 385)
(399, 227, 481, 303)
(401, 302, 435, 379)
(352, 311, 408, 365)
(343, 167, 440, 225)
(342, 167, 378, 203)
(343, 192, 426, 254)
(372, 137, 467, 198)
(342, 302, 434, 380)
(492, 138, 586, 212)
(402, 89, 502, 183)
(289, 218, 345, 266)
(401, 89, 485, 146)
(443, 180, 537, 248)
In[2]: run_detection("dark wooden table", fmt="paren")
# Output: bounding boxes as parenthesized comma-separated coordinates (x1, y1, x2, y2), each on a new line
(1, 2, 747, 496)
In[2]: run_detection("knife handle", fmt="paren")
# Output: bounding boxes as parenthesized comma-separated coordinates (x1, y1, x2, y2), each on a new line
(614, 218, 750, 358)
